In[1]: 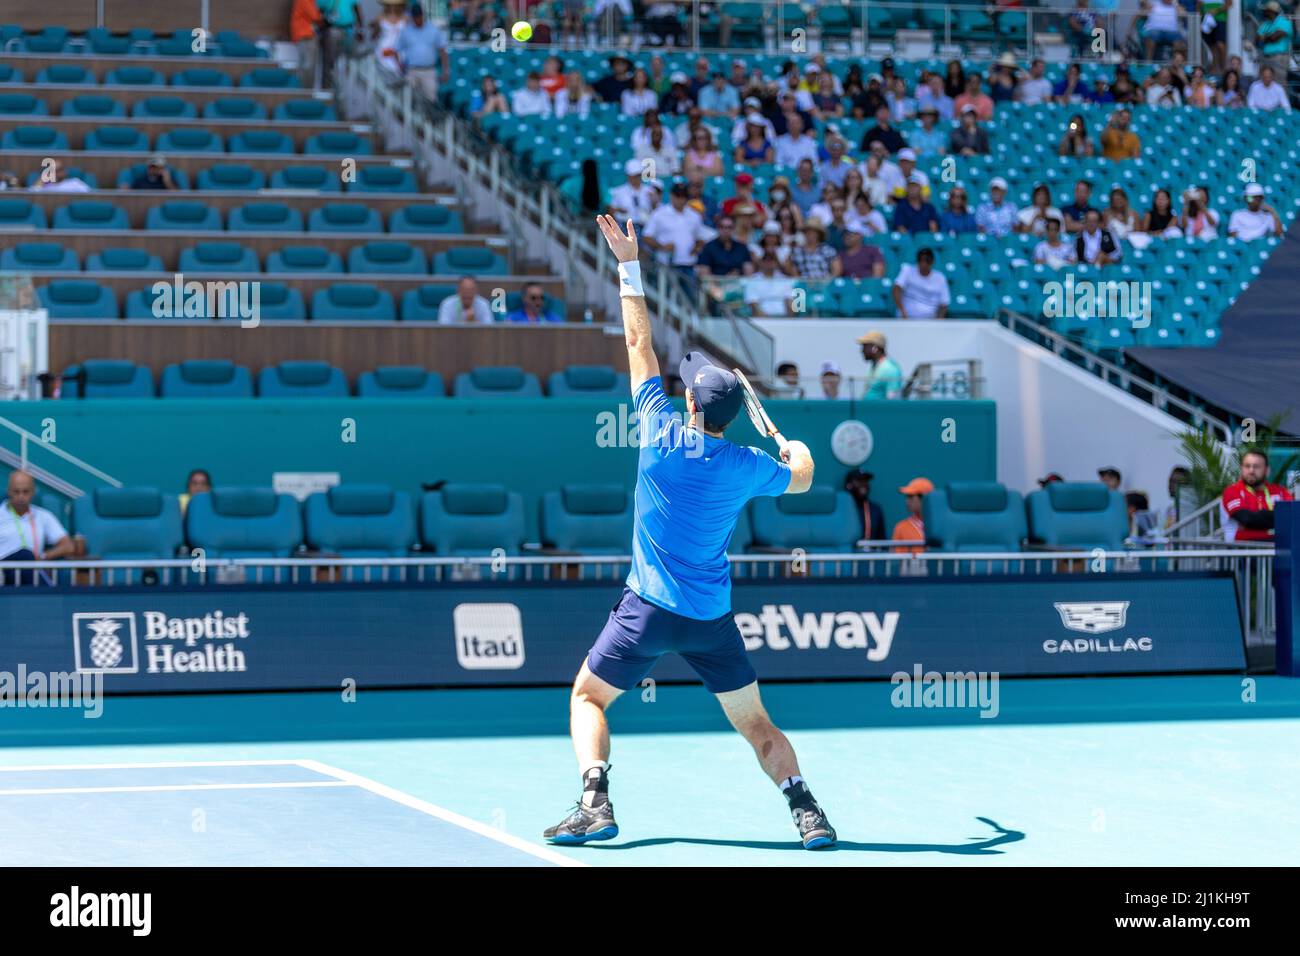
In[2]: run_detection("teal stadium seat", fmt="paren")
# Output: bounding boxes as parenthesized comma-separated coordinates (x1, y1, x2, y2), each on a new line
(257, 361, 349, 397)
(39, 281, 117, 318)
(272, 99, 337, 121)
(432, 246, 508, 275)
(184, 488, 303, 558)
(420, 484, 526, 556)
(348, 241, 427, 274)
(452, 366, 543, 398)
(60, 359, 152, 397)
(178, 240, 260, 273)
(227, 202, 303, 231)
(154, 128, 223, 152)
(228, 130, 294, 154)
(159, 360, 255, 398)
(540, 484, 634, 555)
(267, 245, 344, 272)
(132, 96, 198, 119)
(2, 125, 69, 150)
(240, 68, 299, 88)
(84, 125, 151, 151)
(85, 248, 163, 271)
(35, 65, 90, 84)
(348, 166, 417, 192)
(311, 284, 397, 320)
(72, 488, 183, 561)
(389, 205, 464, 233)
(203, 97, 269, 120)
(749, 486, 858, 552)
(0, 93, 48, 115)
(307, 204, 383, 231)
(546, 365, 629, 397)
(1026, 482, 1128, 551)
(250, 282, 307, 320)
(197, 165, 268, 191)
(304, 484, 416, 558)
(399, 285, 456, 320)
(0, 198, 47, 229)
(923, 482, 1027, 552)
(271, 166, 341, 191)
(104, 66, 166, 85)
(2, 242, 79, 271)
(145, 201, 223, 231)
(171, 68, 234, 88)
(62, 94, 126, 117)
(304, 131, 371, 154)
(356, 366, 446, 397)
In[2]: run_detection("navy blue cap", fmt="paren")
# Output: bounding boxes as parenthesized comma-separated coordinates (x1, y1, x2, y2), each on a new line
(679, 351, 743, 430)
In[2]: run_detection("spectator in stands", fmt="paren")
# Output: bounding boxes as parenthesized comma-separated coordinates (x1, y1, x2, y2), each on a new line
(792, 220, 837, 278)
(817, 136, 855, 190)
(939, 186, 977, 234)
(1061, 180, 1096, 234)
(290, 0, 325, 89)
(1108, 64, 1140, 105)
(976, 178, 1018, 237)
(319, 0, 362, 88)
(831, 226, 885, 278)
(893, 177, 940, 234)
(814, 72, 847, 121)
(1217, 68, 1245, 108)
(887, 75, 916, 121)
(1, 470, 75, 585)
(374, 0, 409, 78)
(730, 96, 776, 146)
(1228, 183, 1284, 240)
(1090, 75, 1116, 104)
(1257, 2, 1294, 78)
(178, 468, 212, 515)
(1016, 58, 1053, 105)
(621, 68, 657, 117)
(646, 56, 671, 97)
(733, 113, 775, 167)
(681, 126, 723, 179)
(949, 105, 990, 156)
(861, 104, 907, 154)
(789, 158, 821, 216)
(744, 253, 796, 316)
(1185, 65, 1214, 107)
(1247, 65, 1292, 111)
(1126, 491, 1158, 541)
(776, 361, 803, 398)
(944, 60, 966, 98)
(1034, 216, 1078, 267)
(722, 172, 768, 221)
(1058, 113, 1095, 157)
(774, 202, 803, 251)
(1098, 466, 1122, 490)
(844, 468, 887, 542)
(752, 221, 796, 274)
(1179, 186, 1220, 240)
(696, 215, 753, 277)
(910, 105, 947, 157)
(554, 71, 593, 119)
(1103, 187, 1140, 242)
(593, 54, 633, 104)
(0, 170, 19, 190)
(559, 0, 585, 44)
(643, 182, 706, 271)
(506, 283, 560, 323)
(660, 73, 695, 116)
(849, 194, 888, 237)
(817, 361, 843, 399)
(891, 149, 931, 201)
(1054, 63, 1090, 105)
(892, 478, 934, 554)
(397, 3, 449, 102)
(1145, 67, 1183, 107)
(645, 2, 685, 45)
(635, 125, 681, 178)
(125, 155, 179, 191)
(954, 74, 994, 120)
(1077, 209, 1123, 266)
(851, 73, 889, 120)
(438, 275, 493, 324)
(1141, 187, 1179, 241)
(699, 71, 739, 117)
(511, 72, 553, 116)
(1221, 450, 1293, 541)
(684, 167, 720, 223)
(1039, 472, 1065, 487)
(893, 247, 950, 318)
(1163, 465, 1191, 531)
(840, 167, 867, 208)
(860, 154, 892, 208)
(1100, 108, 1141, 161)
(858, 330, 904, 399)
(1017, 184, 1063, 236)
(470, 76, 508, 118)
(990, 53, 1019, 102)
(35, 160, 92, 193)
(1142, 0, 1186, 59)
(1067, 0, 1098, 54)
(915, 72, 955, 119)
(1201, 0, 1230, 73)
(774, 113, 819, 168)
(607, 159, 657, 227)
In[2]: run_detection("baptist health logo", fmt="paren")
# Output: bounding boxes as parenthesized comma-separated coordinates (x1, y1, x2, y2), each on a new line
(1046, 601, 1152, 654)
(454, 603, 525, 669)
(73, 611, 250, 674)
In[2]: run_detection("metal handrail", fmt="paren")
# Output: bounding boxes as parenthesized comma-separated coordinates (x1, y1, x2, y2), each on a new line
(0, 415, 122, 490)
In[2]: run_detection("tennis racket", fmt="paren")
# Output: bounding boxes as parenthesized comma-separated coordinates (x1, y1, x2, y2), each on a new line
(734, 369, 786, 449)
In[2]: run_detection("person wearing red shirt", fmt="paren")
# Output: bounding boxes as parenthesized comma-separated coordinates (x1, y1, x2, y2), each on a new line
(720, 172, 768, 221)
(1220, 450, 1293, 542)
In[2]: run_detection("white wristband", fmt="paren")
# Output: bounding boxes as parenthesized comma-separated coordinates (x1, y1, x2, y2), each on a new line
(618, 260, 644, 298)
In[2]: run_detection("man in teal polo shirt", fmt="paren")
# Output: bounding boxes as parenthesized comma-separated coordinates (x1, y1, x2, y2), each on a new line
(320, 0, 363, 89)
(858, 330, 904, 399)
(1257, 1, 1294, 78)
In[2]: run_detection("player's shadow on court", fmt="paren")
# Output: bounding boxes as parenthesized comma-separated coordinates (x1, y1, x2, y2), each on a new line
(591, 817, 1024, 855)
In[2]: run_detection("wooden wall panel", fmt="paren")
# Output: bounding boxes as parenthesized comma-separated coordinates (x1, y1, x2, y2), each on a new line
(4, 0, 96, 32)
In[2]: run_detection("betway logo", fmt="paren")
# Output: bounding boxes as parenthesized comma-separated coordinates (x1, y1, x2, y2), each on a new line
(735, 605, 897, 660)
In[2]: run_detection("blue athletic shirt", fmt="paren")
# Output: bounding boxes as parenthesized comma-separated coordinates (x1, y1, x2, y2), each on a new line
(626, 376, 792, 620)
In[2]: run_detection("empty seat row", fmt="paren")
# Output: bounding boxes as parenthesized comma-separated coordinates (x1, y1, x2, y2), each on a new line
(924, 481, 1129, 552)
(60, 361, 617, 399)
(0, 92, 335, 121)
(0, 63, 298, 88)
(1, 124, 371, 154)
(2, 197, 449, 232)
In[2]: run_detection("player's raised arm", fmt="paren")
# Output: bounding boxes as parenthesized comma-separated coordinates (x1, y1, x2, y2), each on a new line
(781, 439, 815, 494)
(597, 215, 660, 393)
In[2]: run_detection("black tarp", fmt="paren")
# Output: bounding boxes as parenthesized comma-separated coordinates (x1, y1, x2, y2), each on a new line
(1129, 221, 1300, 428)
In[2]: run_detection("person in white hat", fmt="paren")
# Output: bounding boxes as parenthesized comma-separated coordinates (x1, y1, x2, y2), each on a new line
(975, 176, 1018, 237)
(1227, 184, 1283, 242)
(889, 147, 930, 201)
(607, 158, 658, 228)
(817, 360, 843, 400)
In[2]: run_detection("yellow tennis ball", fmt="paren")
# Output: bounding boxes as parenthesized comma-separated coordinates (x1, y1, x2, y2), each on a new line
(511, 20, 533, 42)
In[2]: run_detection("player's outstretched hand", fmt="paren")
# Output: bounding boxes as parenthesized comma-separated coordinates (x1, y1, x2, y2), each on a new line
(597, 214, 639, 263)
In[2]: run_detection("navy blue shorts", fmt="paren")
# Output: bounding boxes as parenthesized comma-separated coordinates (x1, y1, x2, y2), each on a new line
(586, 587, 757, 694)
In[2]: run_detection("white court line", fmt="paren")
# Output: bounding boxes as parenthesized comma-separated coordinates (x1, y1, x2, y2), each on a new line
(0, 781, 353, 797)
(295, 759, 588, 868)
(0, 759, 312, 773)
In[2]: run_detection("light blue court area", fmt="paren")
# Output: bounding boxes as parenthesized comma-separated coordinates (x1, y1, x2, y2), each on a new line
(2, 677, 1299, 866)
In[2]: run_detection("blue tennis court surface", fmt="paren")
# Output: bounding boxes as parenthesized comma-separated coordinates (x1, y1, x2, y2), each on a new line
(3, 676, 1299, 866)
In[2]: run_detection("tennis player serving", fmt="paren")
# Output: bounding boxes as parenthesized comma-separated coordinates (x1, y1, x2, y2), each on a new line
(543, 216, 836, 849)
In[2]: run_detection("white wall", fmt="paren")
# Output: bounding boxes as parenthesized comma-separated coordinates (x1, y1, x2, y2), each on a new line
(756, 319, 1187, 509)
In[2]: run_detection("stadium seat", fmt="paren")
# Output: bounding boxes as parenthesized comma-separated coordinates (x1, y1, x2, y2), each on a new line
(62, 94, 126, 117)
(104, 66, 166, 86)
(154, 128, 223, 152)
(1025, 482, 1128, 551)
(52, 201, 129, 230)
(88, 34, 132, 56)
(348, 166, 417, 193)
(0, 92, 48, 115)
(266, 245, 344, 273)
(270, 165, 340, 190)
(85, 125, 151, 151)
(72, 487, 183, 561)
(432, 246, 508, 275)
(196, 164, 268, 191)
(0, 198, 47, 229)
(131, 96, 198, 119)
(546, 365, 629, 397)
(184, 488, 303, 558)
(239, 68, 299, 88)
(178, 241, 260, 273)
(251, 282, 307, 320)
(2, 125, 69, 151)
(59, 359, 152, 397)
(420, 484, 526, 556)
(540, 484, 633, 555)
(35, 65, 90, 84)
(311, 284, 397, 320)
(923, 482, 1027, 551)
(171, 68, 234, 88)
(202, 97, 268, 120)
(272, 99, 337, 121)
(452, 366, 543, 398)
(0, 65, 20, 85)
(388, 204, 464, 233)
(303, 484, 416, 557)
(347, 241, 427, 274)
(399, 285, 456, 320)
(24, 167, 99, 189)
(159, 360, 255, 398)
(145, 201, 223, 231)
(304, 131, 370, 154)
(227, 202, 303, 231)
(228, 130, 294, 154)
(257, 361, 349, 397)
(85, 248, 163, 271)
(307, 204, 383, 232)
(356, 366, 447, 397)
(115, 163, 191, 189)
(748, 487, 858, 552)
(1, 242, 79, 272)
(38, 281, 117, 318)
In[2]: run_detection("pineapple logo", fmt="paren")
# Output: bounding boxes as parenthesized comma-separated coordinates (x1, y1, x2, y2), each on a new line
(73, 612, 138, 673)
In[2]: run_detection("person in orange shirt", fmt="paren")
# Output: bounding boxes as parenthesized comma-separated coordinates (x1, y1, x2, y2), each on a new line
(892, 477, 934, 554)
(290, 0, 325, 89)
